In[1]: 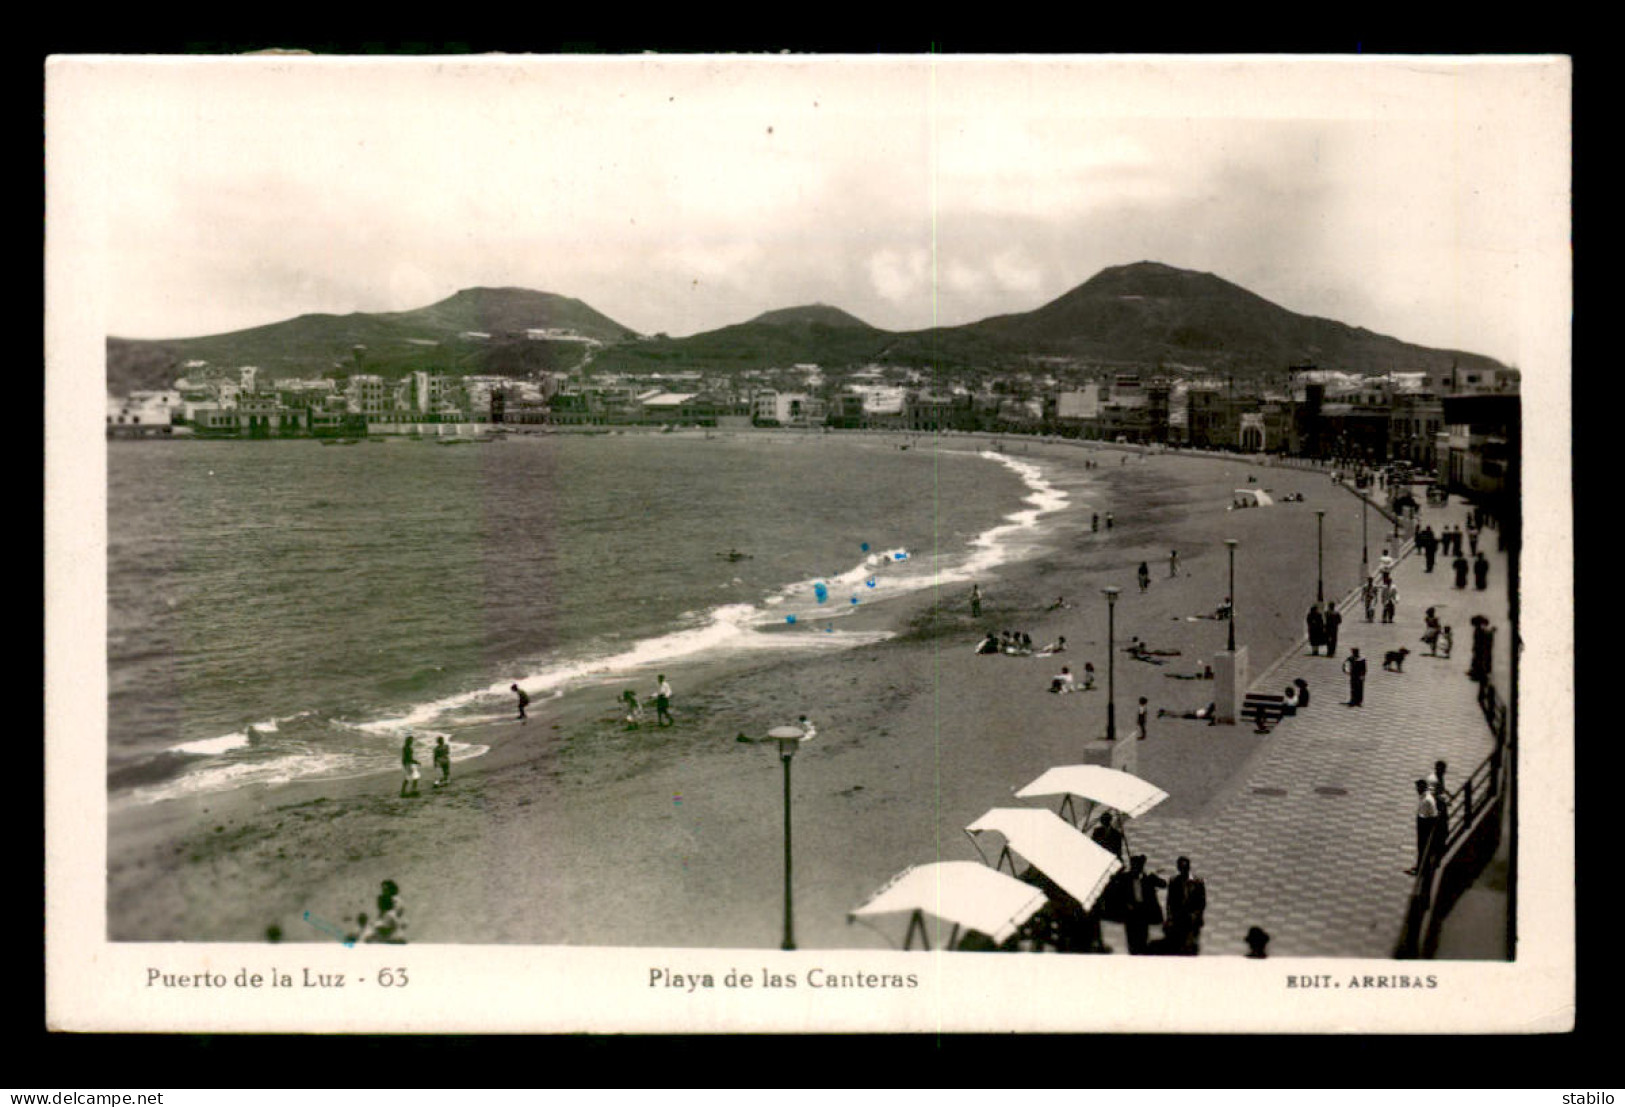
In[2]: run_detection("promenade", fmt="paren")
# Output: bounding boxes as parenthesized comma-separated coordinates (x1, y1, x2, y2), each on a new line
(1117, 492, 1509, 958)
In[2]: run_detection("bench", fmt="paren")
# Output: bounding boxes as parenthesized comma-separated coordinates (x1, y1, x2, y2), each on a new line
(1242, 692, 1287, 733)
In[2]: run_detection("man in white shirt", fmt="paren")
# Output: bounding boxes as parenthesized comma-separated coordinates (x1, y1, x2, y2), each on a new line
(655, 675, 674, 727)
(1407, 778, 1439, 875)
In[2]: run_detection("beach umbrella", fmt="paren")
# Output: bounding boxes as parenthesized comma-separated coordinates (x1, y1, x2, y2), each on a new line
(847, 861, 1048, 951)
(1014, 764, 1169, 828)
(963, 807, 1121, 912)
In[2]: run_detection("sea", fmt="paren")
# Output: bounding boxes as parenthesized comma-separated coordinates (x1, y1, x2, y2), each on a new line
(106, 432, 1094, 805)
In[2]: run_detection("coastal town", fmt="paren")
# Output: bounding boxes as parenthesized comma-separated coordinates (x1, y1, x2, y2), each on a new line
(108, 357, 1518, 490)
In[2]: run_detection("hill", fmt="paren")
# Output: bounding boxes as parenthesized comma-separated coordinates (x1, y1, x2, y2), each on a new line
(106, 288, 639, 392)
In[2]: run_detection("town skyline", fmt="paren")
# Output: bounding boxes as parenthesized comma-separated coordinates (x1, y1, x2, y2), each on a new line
(70, 56, 1569, 375)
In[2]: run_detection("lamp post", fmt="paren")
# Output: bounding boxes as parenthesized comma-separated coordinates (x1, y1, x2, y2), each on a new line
(1315, 509, 1325, 603)
(1225, 540, 1238, 653)
(1102, 586, 1120, 741)
(768, 723, 810, 950)
(1361, 495, 1369, 581)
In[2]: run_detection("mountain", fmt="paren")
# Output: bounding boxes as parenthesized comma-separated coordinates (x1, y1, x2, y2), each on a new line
(954, 261, 1506, 376)
(106, 287, 640, 393)
(106, 264, 1509, 392)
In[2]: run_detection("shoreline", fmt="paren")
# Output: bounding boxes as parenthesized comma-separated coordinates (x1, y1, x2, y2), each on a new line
(108, 438, 1374, 948)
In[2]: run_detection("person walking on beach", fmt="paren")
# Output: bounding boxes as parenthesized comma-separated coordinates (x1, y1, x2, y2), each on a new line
(432, 736, 451, 788)
(1407, 778, 1440, 875)
(970, 583, 982, 618)
(1342, 648, 1367, 707)
(511, 683, 530, 724)
(1306, 603, 1326, 656)
(1105, 512, 1114, 530)
(1137, 562, 1151, 593)
(399, 735, 421, 798)
(655, 674, 674, 726)
(1169, 550, 1180, 578)
(1323, 600, 1342, 658)
(1473, 551, 1491, 591)
(1136, 696, 1149, 741)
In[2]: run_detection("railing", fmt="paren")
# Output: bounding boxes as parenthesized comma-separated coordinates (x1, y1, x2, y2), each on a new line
(1396, 677, 1510, 958)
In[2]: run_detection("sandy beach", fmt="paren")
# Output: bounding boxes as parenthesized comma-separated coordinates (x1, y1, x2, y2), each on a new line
(108, 438, 1383, 949)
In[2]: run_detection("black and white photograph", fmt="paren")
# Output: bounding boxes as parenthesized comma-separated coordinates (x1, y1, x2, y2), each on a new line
(45, 52, 1572, 1033)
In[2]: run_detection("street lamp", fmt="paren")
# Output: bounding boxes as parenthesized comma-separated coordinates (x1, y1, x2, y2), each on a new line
(1101, 586, 1120, 741)
(767, 724, 811, 950)
(1225, 539, 1238, 653)
(1315, 510, 1325, 603)
(1361, 495, 1369, 581)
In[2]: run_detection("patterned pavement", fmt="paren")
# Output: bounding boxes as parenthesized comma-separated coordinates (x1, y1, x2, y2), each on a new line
(1110, 497, 1507, 958)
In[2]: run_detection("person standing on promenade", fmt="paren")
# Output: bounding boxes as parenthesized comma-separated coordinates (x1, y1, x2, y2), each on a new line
(1138, 562, 1151, 593)
(1469, 618, 1496, 684)
(1306, 603, 1326, 656)
(1381, 576, 1399, 624)
(1342, 648, 1367, 707)
(1420, 526, 1439, 573)
(1164, 856, 1207, 954)
(1169, 550, 1180, 578)
(1453, 549, 1471, 589)
(1245, 926, 1270, 958)
(1294, 677, 1311, 709)
(655, 674, 674, 726)
(511, 683, 529, 724)
(1427, 760, 1450, 842)
(970, 583, 982, 618)
(1473, 551, 1491, 591)
(1379, 548, 1396, 574)
(1362, 576, 1378, 623)
(399, 735, 421, 798)
(1407, 778, 1440, 875)
(1136, 697, 1149, 741)
(1123, 854, 1167, 955)
(1323, 600, 1343, 658)
(1090, 813, 1127, 863)
(1468, 520, 1481, 556)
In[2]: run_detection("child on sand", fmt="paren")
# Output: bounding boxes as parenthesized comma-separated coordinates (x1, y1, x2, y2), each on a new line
(622, 689, 645, 728)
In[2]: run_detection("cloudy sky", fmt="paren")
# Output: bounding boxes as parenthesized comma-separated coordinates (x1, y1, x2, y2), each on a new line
(54, 55, 1568, 370)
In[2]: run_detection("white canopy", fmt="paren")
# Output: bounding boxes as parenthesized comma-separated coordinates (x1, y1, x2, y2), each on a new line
(1015, 765, 1170, 820)
(849, 861, 1048, 946)
(1234, 488, 1275, 506)
(965, 807, 1122, 911)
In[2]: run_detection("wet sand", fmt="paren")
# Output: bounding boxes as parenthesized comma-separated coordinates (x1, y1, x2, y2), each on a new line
(108, 439, 1380, 948)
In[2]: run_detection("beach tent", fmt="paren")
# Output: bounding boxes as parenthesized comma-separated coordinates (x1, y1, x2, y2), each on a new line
(1014, 764, 1169, 829)
(1232, 488, 1275, 507)
(848, 861, 1049, 951)
(964, 807, 1122, 912)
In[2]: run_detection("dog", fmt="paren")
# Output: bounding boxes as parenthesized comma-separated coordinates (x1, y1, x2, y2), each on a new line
(1382, 647, 1411, 672)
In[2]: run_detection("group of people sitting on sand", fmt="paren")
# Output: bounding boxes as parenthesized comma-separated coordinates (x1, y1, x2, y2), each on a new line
(1048, 662, 1097, 694)
(975, 630, 1067, 657)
